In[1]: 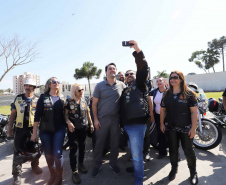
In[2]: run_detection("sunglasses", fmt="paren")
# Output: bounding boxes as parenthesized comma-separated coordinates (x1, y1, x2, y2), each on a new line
(78, 89, 84, 93)
(169, 76, 180, 80)
(125, 73, 134, 77)
(52, 80, 60, 84)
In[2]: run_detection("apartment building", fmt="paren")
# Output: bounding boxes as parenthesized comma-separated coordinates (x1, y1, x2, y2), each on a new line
(13, 72, 40, 94)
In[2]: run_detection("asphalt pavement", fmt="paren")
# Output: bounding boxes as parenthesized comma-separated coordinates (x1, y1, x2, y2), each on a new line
(0, 127, 226, 185)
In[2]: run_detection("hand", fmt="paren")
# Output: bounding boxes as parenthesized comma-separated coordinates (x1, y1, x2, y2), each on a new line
(67, 122, 75, 132)
(30, 134, 37, 142)
(7, 127, 14, 137)
(188, 128, 196, 138)
(129, 40, 141, 53)
(94, 119, 101, 131)
(160, 124, 165, 133)
(90, 125, 94, 133)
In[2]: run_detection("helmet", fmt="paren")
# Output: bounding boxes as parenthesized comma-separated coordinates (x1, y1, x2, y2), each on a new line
(208, 98, 219, 112)
(188, 82, 199, 93)
(0, 115, 8, 125)
(15, 139, 43, 164)
(24, 79, 36, 87)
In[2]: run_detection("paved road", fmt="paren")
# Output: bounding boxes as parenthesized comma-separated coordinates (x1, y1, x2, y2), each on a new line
(0, 126, 226, 185)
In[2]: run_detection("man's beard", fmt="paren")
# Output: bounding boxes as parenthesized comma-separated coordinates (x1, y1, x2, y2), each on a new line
(127, 79, 134, 86)
(119, 77, 124, 82)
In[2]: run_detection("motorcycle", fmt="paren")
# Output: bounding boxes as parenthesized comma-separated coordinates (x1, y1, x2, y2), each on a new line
(208, 97, 226, 127)
(0, 114, 10, 141)
(192, 88, 222, 150)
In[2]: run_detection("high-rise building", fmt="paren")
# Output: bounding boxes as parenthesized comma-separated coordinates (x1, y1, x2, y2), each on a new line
(13, 72, 40, 94)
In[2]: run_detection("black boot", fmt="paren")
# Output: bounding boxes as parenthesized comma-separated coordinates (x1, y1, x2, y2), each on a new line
(72, 170, 81, 184)
(168, 168, 178, 181)
(47, 167, 56, 185)
(190, 172, 198, 185)
(13, 175, 21, 185)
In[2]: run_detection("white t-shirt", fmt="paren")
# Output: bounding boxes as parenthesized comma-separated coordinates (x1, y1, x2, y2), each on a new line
(154, 90, 164, 114)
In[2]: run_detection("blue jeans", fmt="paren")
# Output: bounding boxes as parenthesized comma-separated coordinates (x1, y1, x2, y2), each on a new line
(39, 125, 65, 171)
(124, 124, 147, 185)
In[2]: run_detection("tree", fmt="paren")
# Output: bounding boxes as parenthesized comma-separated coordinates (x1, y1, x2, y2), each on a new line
(153, 70, 169, 79)
(208, 36, 226, 71)
(188, 49, 220, 73)
(5, 88, 11, 93)
(74, 62, 102, 97)
(0, 35, 38, 83)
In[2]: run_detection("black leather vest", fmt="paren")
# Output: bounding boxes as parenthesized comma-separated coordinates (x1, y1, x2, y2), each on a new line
(67, 98, 88, 129)
(164, 92, 192, 127)
(40, 94, 64, 132)
(121, 82, 148, 123)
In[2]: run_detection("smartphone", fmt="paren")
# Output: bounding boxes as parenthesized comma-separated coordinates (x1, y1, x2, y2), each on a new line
(122, 41, 134, 47)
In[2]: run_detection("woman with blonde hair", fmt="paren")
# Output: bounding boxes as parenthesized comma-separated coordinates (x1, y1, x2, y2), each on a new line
(160, 71, 198, 185)
(149, 77, 168, 159)
(31, 77, 65, 185)
(65, 83, 94, 184)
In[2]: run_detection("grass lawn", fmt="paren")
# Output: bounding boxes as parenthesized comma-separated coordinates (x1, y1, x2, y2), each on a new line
(205, 91, 224, 101)
(0, 106, 11, 115)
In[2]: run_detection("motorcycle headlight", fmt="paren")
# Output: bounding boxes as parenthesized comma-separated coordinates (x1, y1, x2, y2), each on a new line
(198, 101, 208, 110)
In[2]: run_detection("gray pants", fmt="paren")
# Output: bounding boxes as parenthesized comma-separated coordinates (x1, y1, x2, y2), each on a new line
(93, 115, 120, 168)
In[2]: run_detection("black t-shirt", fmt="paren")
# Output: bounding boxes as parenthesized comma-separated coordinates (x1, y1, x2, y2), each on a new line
(11, 94, 32, 128)
(223, 89, 226, 97)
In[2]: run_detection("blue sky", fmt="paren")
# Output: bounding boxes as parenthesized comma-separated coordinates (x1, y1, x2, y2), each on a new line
(0, 0, 226, 89)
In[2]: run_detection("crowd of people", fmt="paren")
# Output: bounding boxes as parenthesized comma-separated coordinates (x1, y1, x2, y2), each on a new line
(7, 40, 226, 185)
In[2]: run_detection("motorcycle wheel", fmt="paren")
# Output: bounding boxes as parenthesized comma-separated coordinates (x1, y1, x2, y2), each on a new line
(193, 118, 222, 150)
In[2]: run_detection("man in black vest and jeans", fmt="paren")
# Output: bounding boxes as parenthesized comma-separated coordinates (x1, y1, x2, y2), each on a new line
(121, 40, 150, 185)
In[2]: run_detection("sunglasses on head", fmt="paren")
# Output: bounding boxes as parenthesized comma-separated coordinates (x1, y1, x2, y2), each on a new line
(125, 73, 134, 77)
(169, 76, 180, 80)
(52, 80, 60, 84)
(78, 89, 84, 93)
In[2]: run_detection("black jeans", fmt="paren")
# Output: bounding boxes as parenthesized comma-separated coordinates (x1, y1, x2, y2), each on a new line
(154, 113, 167, 155)
(68, 127, 87, 172)
(12, 127, 39, 176)
(143, 119, 151, 155)
(166, 130, 196, 173)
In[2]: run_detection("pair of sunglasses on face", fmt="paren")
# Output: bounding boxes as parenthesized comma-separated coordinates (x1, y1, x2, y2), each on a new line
(125, 73, 134, 77)
(169, 76, 180, 80)
(52, 80, 60, 84)
(77, 89, 84, 93)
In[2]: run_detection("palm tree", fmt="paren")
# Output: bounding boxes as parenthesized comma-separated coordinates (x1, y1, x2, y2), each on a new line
(74, 62, 102, 97)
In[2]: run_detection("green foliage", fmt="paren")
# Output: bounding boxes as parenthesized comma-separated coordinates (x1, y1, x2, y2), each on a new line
(0, 106, 11, 115)
(205, 92, 224, 101)
(208, 36, 226, 71)
(74, 62, 102, 80)
(153, 70, 169, 79)
(74, 62, 102, 97)
(188, 49, 220, 73)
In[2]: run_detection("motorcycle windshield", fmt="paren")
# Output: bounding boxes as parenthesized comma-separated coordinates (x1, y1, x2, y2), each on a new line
(198, 88, 208, 109)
